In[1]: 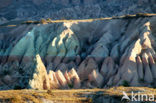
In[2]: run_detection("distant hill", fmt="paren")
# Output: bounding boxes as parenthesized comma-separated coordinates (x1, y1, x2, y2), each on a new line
(0, 0, 155, 20)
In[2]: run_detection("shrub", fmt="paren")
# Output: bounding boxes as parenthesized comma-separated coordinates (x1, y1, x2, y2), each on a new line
(122, 80, 129, 87)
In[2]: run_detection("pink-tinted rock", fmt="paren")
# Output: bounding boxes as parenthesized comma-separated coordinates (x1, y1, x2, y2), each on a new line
(48, 70, 60, 89)
(100, 57, 115, 79)
(64, 71, 71, 84)
(55, 70, 68, 88)
(78, 58, 98, 81)
(68, 68, 81, 88)
(88, 69, 104, 87)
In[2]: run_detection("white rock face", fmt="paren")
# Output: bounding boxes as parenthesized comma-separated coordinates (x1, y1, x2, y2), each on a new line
(48, 70, 61, 89)
(55, 70, 68, 88)
(29, 54, 50, 90)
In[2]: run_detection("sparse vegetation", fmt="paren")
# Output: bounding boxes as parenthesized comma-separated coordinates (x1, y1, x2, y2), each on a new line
(139, 78, 144, 83)
(68, 83, 74, 88)
(1, 13, 156, 27)
(122, 80, 129, 87)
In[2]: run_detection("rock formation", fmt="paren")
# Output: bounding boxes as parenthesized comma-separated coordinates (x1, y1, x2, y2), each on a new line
(1, 15, 156, 90)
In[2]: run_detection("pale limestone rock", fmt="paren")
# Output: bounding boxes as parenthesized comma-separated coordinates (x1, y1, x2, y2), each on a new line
(48, 70, 60, 89)
(88, 69, 104, 87)
(68, 68, 81, 88)
(55, 70, 68, 88)
(140, 22, 155, 54)
(64, 71, 71, 84)
(29, 54, 50, 90)
(113, 39, 142, 86)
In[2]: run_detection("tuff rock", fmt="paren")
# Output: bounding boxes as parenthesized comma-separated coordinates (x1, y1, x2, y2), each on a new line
(1, 15, 156, 90)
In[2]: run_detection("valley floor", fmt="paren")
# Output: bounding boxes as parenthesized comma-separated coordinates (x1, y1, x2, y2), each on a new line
(0, 86, 156, 103)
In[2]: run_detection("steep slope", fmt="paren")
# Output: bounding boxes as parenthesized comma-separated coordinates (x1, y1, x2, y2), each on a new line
(1, 16, 156, 89)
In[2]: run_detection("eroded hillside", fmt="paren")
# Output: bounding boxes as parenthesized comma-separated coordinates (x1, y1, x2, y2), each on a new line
(1, 15, 156, 90)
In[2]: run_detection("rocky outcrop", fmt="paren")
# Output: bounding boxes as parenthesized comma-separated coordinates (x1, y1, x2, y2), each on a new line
(1, 16, 156, 90)
(29, 54, 50, 90)
(29, 54, 81, 89)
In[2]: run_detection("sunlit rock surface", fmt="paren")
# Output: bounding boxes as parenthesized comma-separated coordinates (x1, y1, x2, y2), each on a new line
(1, 15, 156, 89)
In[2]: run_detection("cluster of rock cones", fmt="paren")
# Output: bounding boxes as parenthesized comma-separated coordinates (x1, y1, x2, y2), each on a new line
(1, 15, 156, 90)
(29, 54, 104, 89)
